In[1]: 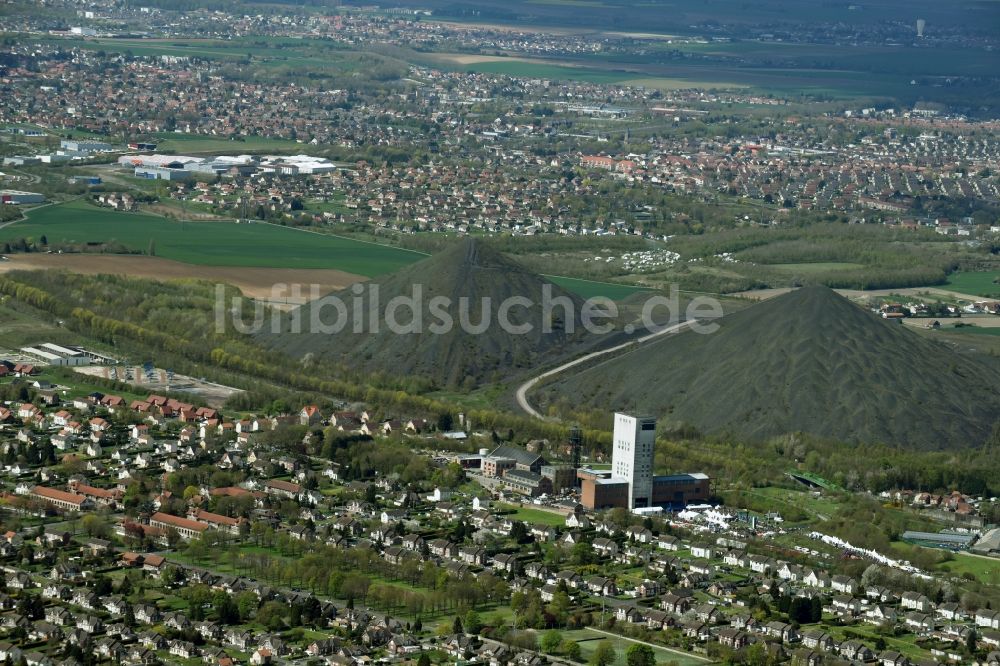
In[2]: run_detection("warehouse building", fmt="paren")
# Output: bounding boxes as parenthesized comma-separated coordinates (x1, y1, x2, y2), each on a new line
(19, 343, 89, 366)
(0, 190, 45, 205)
(60, 139, 112, 153)
(2, 156, 42, 167)
(119, 154, 202, 168)
(134, 166, 192, 181)
(901, 530, 976, 550)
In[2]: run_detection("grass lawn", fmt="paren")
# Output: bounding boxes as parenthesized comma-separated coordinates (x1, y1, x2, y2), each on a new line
(496, 503, 568, 527)
(151, 132, 306, 155)
(0, 200, 424, 275)
(0, 301, 64, 346)
(545, 275, 652, 301)
(922, 549, 1000, 584)
(824, 623, 925, 659)
(561, 628, 709, 666)
(942, 271, 1000, 297)
(726, 485, 841, 522)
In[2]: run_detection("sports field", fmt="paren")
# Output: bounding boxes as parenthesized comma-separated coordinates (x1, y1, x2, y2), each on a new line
(150, 132, 304, 155)
(0, 201, 423, 276)
(497, 503, 568, 527)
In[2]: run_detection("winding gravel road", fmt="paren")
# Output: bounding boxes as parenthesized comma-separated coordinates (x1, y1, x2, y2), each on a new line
(515, 318, 703, 419)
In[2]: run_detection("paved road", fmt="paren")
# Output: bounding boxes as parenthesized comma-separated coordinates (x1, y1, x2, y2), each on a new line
(514, 318, 702, 419)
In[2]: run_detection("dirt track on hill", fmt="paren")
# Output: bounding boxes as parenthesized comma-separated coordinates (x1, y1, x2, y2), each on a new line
(0, 254, 364, 302)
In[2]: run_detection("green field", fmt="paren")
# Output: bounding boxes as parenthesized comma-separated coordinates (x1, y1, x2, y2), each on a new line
(465, 60, 637, 83)
(1, 203, 659, 297)
(937, 551, 1000, 584)
(462, 56, 918, 99)
(561, 629, 709, 666)
(949, 325, 1000, 336)
(496, 503, 568, 527)
(769, 262, 865, 273)
(942, 271, 1000, 297)
(0, 201, 423, 275)
(825, 624, 925, 660)
(462, 59, 738, 91)
(0, 301, 63, 346)
(151, 132, 305, 154)
(545, 275, 652, 300)
(725, 486, 840, 522)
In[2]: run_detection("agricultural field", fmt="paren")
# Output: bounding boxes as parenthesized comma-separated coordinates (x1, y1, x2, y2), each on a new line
(545, 275, 653, 300)
(949, 325, 1000, 336)
(769, 262, 866, 274)
(462, 59, 643, 84)
(942, 271, 1000, 298)
(455, 45, 978, 101)
(0, 203, 667, 300)
(0, 201, 424, 276)
(458, 57, 745, 92)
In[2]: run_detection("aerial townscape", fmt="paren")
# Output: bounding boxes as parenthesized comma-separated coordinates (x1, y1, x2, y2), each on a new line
(0, 0, 999, 665)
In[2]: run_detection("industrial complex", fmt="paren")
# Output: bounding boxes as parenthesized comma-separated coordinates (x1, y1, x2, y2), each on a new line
(475, 412, 710, 512)
(119, 153, 340, 180)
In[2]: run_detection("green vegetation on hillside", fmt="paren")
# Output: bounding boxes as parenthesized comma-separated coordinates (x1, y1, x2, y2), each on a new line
(537, 286, 1000, 450)
(262, 238, 622, 389)
(658, 224, 961, 292)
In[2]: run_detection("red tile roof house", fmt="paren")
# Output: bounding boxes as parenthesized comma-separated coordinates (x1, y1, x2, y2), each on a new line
(101, 395, 126, 411)
(188, 509, 242, 535)
(149, 512, 210, 541)
(264, 479, 302, 499)
(146, 395, 168, 407)
(31, 486, 95, 512)
(300, 405, 322, 425)
(121, 552, 166, 571)
(68, 481, 122, 508)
